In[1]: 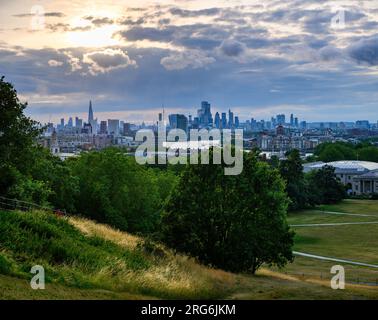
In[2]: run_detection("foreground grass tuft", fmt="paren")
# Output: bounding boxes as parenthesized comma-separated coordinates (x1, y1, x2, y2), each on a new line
(0, 210, 234, 299)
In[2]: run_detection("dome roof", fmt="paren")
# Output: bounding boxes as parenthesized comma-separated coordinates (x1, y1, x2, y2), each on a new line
(304, 161, 378, 173)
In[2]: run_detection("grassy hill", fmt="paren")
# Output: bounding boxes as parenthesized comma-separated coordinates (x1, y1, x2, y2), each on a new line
(0, 209, 377, 300)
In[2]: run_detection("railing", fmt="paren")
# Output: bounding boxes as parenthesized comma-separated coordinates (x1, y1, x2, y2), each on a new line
(0, 195, 67, 217)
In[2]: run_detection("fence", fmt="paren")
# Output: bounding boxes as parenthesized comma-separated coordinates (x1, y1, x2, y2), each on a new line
(0, 195, 67, 217)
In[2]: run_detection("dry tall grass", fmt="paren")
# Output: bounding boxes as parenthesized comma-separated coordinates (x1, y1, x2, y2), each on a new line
(69, 217, 236, 299)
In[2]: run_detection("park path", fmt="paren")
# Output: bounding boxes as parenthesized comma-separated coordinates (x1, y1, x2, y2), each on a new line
(293, 251, 378, 269)
(291, 221, 378, 227)
(318, 210, 377, 217)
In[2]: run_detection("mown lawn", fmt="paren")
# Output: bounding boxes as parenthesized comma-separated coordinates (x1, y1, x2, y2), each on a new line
(275, 200, 378, 288)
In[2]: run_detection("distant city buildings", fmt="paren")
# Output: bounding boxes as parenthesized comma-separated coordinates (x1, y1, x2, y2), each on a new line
(169, 114, 188, 132)
(40, 99, 378, 159)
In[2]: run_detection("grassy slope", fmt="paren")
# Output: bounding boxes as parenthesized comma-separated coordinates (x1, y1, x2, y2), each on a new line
(0, 209, 377, 300)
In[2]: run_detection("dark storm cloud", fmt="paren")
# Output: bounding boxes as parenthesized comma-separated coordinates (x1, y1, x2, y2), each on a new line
(348, 35, 378, 66)
(118, 26, 175, 42)
(117, 24, 227, 48)
(219, 39, 246, 57)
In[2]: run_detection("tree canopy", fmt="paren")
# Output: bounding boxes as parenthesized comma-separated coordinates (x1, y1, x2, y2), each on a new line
(161, 150, 294, 274)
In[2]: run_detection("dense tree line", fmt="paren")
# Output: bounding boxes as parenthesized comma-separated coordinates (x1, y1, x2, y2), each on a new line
(314, 141, 378, 163)
(279, 149, 345, 210)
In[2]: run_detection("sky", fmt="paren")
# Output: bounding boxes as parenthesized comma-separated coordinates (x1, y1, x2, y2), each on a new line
(1, 0, 378, 124)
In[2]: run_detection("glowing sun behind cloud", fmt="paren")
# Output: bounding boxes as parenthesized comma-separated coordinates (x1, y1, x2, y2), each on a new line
(65, 25, 120, 48)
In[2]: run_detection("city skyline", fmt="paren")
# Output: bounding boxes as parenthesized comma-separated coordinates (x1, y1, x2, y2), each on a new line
(46, 99, 376, 128)
(1, 1, 378, 123)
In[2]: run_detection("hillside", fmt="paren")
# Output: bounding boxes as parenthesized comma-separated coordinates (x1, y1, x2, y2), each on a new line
(0, 209, 377, 300)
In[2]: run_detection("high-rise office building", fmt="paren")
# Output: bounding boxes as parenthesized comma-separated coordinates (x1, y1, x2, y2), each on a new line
(221, 113, 227, 129)
(294, 117, 299, 128)
(88, 100, 98, 133)
(123, 123, 131, 136)
(356, 120, 370, 129)
(197, 101, 213, 127)
(67, 117, 73, 127)
(228, 109, 234, 128)
(108, 119, 120, 135)
(75, 117, 83, 128)
(169, 114, 188, 132)
(100, 121, 107, 134)
(234, 116, 240, 128)
(88, 100, 94, 123)
(290, 114, 294, 127)
(60, 118, 65, 127)
(276, 114, 285, 125)
(214, 112, 220, 129)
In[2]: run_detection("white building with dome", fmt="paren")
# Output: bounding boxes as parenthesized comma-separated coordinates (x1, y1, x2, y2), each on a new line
(303, 160, 378, 194)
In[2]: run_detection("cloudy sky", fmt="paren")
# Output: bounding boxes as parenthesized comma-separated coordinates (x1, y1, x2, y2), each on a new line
(1, 0, 378, 124)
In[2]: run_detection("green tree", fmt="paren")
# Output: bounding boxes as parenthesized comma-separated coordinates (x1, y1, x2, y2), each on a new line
(279, 149, 310, 211)
(68, 148, 174, 233)
(306, 165, 345, 204)
(357, 146, 378, 162)
(161, 151, 294, 274)
(315, 142, 357, 162)
(0, 77, 43, 199)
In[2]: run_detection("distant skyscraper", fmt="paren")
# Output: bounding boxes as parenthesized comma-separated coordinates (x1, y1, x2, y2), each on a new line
(108, 119, 120, 135)
(60, 118, 65, 127)
(294, 117, 299, 128)
(88, 100, 98, 133)
(235, 116, 240, 128)
(67, 117, 73, 127)
(100, 121, 107, 134)
(276, 114, 285, 125)
(221, 113, 227, 129)
(228, 109, 234, 128)
(75, 117, 83, 128)
(271, 117, 276, 127)
(123, 123, 131, 136)
(197, 101, 213, 127)
(214, 112, 220, 129)
(88, 100, 94, 123)
(290, 114, 294, 127)
(356, 120, 370, 129)
(169, 114, 188, 132)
